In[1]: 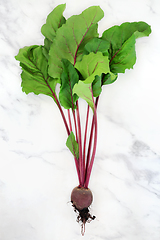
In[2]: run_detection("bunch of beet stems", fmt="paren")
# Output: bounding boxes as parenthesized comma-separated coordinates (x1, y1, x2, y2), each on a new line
(50, 84, 99, 189)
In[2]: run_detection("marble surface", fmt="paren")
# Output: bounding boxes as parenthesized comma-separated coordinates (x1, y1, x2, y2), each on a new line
(0, 0, 160, 239)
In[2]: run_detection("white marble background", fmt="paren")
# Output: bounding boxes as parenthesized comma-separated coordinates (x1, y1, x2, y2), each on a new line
(0, 0, 160, 239)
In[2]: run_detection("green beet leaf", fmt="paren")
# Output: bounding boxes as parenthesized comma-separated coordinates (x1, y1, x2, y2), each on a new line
(42, 38, 52, 60)
(102, 21, 151, 73)
(74, 52, 111, 109)
(41, 4, 66, 60)
(73, 81, 95, 110)
(102, 72, 118, 85)
(59, 59, 79, 110)
(48, 6, 104, 78)
(92, 75, 102, 97)
(66, 131, 79, 159)
(110, 34, 136, 73)
(83, 38, 109, 56)
(41, 4, 66, 41)
(15, 45, 59, 104)
(75, 52, 110, 84)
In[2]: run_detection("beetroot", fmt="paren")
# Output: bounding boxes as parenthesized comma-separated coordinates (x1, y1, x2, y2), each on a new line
(71, 186, 95, 235)
(15, 3, 152, 236)
(71, 186, 93, 210)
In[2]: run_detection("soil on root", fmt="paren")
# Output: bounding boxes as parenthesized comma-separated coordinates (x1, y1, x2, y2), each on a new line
(72, 203, 96, 235)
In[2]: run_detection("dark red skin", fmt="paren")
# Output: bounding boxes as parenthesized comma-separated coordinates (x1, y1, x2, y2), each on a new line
(71, 186, 93, 210)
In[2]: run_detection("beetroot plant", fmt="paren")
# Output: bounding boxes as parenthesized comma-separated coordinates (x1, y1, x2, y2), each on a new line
(15, 4, 151, 235)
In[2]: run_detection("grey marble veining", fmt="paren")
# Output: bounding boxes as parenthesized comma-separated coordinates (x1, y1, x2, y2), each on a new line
(0, 0, 160, 239)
